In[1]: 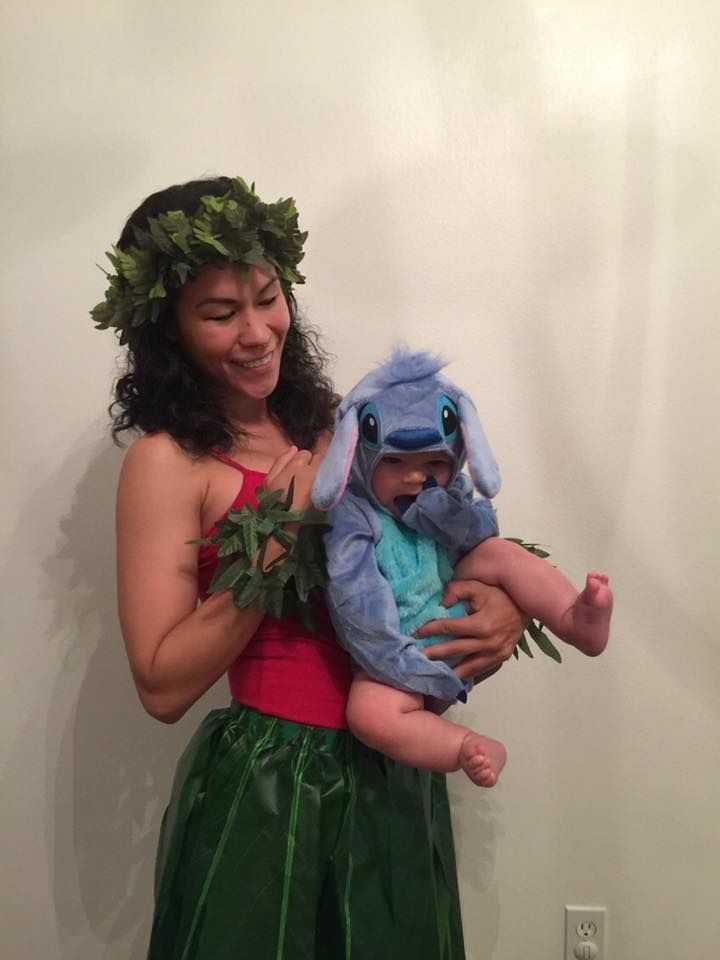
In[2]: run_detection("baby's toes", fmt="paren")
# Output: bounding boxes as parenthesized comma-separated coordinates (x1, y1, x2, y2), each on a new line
(477, 767, 497, 787)
(469, 754, 489, 772)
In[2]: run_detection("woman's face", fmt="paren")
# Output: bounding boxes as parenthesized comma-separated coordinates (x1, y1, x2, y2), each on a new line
(174, 264, 291, 404)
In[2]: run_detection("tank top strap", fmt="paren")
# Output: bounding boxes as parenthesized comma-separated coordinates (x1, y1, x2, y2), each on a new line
(210, 449, 266, 476)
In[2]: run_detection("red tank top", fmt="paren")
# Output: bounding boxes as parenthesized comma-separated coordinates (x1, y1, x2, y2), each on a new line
(198, 450, 353, 729)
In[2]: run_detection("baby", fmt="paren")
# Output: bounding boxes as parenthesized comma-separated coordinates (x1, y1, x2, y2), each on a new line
(312, 349, 612, 786)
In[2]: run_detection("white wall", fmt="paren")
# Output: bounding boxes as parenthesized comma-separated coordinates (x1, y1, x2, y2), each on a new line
(2, 2, 718, 958)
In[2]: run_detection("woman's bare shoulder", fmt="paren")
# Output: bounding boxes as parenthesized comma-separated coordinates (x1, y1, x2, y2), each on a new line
(123, 432, 190, 466)
(121, 432, 206, 474)
(119, 433, 207, 500)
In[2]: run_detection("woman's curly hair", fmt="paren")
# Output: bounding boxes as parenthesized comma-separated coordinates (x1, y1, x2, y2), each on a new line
(109, 177, 339, 455)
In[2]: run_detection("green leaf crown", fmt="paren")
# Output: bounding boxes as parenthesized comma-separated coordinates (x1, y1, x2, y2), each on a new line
(90, 177, 307, 343)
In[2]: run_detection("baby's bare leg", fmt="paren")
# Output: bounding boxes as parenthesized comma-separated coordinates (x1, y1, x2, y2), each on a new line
(346, 671, 506, 787)
(455, 539, 612, 656)
(567, 572, 613, 649)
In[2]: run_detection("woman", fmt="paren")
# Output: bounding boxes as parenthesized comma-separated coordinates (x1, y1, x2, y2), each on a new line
(100, 176, 524, 959)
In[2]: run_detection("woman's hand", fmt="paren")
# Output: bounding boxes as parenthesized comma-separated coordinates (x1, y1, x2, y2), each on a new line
(416, 580, 526, 680)
(263, 432, 330, 511)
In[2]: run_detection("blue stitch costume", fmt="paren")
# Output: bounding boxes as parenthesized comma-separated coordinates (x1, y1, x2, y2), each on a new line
(375, 509, 466, 649)
(312, 349, 501, 704)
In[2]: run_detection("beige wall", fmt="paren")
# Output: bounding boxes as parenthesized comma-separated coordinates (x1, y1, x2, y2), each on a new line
(2, 2, 718, 958)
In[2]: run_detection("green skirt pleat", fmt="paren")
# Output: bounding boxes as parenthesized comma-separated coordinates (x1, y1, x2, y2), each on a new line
(148, 703, 465, 960)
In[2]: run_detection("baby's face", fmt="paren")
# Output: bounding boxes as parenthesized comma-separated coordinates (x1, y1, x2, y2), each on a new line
(371, 451, 453, 516)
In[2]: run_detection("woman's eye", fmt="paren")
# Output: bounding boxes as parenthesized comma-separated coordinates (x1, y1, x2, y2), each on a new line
(206, 311, 234, 321)
(258, 295, 278, 307)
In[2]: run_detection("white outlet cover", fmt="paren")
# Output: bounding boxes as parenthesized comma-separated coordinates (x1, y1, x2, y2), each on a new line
(565, 905, 606, 960)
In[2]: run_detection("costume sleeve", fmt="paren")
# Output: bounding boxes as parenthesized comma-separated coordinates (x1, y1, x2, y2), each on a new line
(401, 474, 499, 564)
(323, 493, 467, 702)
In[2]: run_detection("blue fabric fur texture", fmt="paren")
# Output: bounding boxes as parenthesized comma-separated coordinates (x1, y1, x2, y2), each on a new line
(374, 509, 467, 649)
(312, 348, 501, 704)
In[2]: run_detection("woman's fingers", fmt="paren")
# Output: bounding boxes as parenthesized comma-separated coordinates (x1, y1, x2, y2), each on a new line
(423, 636, 504, 660)
(265, 446, 298, 484)
(265, 448, 319, 510)
(425, 642, 500, 678)
(452, 653, 503, 680)
(311, 429, 332, 460)
(266, 448, 312, 487)
(418, 580, 526, 681)
(441, 579, 492, 612)
(416, 613, 489, 640)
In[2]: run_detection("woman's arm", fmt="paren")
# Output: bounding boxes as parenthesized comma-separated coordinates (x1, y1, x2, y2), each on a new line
(117, 435, 321, 723)
(117, 435, 263, 722)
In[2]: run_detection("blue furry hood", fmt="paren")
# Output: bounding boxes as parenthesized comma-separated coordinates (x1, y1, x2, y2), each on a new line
(313, 347, 501, 512)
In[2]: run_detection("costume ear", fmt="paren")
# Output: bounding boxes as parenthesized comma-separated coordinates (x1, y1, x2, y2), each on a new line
(311, 409, 360, 510)
(457, 394, 501, 498)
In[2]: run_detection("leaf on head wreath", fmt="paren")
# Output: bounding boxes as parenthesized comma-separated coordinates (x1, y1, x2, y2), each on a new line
(189, 480, 331, 631)
(91, 177, 308, 344)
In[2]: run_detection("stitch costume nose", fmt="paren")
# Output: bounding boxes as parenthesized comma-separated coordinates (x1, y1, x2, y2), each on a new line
(385, 427, 443, 450)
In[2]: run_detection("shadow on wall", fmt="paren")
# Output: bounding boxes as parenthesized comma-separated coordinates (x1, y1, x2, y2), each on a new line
(447, 774, 502, 955)
(43, 433, 220, 960)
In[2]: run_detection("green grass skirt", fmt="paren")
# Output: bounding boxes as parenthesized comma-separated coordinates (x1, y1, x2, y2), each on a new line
(148, 702, 465, 959)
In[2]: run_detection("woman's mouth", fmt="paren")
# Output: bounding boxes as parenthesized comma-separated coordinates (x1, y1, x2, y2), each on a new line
(229, 351, 274, 371)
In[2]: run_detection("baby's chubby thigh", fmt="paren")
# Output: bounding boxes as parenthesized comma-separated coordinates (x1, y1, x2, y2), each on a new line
(346, 671, 424, 753)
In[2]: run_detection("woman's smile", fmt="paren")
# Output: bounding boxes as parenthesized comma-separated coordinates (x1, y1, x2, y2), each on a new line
(229, 350, 274, 370)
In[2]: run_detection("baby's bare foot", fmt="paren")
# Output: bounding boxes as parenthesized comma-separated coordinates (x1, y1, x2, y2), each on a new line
(567, 572, 613, 655)
(459, 732, 507, 787)
(584, 572, 611, 603)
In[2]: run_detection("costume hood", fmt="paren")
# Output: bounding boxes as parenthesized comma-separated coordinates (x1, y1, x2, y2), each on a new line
(313, 347, 501, 511)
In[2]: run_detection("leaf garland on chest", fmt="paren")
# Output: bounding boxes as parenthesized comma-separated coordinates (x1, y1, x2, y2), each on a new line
(191, 481, 330, 630)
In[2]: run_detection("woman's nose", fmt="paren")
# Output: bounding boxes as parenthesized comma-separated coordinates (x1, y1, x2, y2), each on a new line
(237, 308, 270, 347)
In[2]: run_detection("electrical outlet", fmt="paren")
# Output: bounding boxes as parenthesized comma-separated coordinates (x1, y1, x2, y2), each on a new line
(565, 905, 606, 960)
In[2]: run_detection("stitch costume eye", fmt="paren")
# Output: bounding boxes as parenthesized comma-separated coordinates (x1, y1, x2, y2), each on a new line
(438, 395, 459, 439)
(359, 402, 381, 448)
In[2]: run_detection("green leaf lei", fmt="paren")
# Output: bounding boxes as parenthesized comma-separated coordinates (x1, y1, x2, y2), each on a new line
(91, 178, 307, 343)
(506, 538, 563, 663)
(190, 480, 330, 631)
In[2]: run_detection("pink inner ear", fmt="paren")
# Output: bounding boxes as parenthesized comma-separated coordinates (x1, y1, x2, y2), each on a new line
(460, 421, 477, 488)
(327, 422, 358, 509)
(460, 420, 488, 497)
(460, 420, 500, 499)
